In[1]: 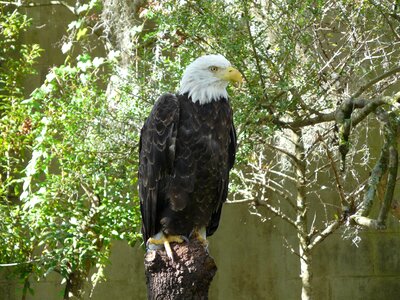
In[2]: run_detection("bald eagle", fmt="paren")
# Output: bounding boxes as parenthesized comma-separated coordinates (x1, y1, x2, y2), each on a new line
(139, 54, 242, 260)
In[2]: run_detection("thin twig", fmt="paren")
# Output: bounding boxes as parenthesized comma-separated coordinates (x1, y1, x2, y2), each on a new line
(351, 65, 400, 98)
(0, 259, 40, 267)
(307, 220, 341, 250)
(265, 143, 300, 165)
(286, 112, 336, 128)
(317, 132, 348, 209)
(227, 198, 298, 229)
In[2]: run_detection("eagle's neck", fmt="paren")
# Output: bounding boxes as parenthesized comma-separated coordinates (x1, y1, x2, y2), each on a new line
(179, 77, 229, 105)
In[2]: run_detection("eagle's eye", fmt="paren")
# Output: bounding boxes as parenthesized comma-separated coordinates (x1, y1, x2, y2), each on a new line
(209, 66, 219, 72)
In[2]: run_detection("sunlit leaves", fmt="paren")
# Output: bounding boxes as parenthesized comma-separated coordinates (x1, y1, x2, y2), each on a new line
(19, 52, 142, 281)
(0, 7, 43, 287)
(1, 4, 141, 289)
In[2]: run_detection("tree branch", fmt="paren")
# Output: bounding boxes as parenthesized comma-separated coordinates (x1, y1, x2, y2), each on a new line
(263, 182, 297, 210)
(286, 91, 399, 130)
(357, 138, 389, 217)
(0, 259, 40, 267)
(266, 143, 300, 166)
(351, 92, 400, 127)
(286, 112, 336, 128)
(351, 113, 399, 230)
(349, 215, 382, 229)
(293, 128, 308, 237)
(377, 145, 398, 226)
(377, 115, 399, 227)
(307, 220, 341, 250)
(336, 92, 400, 171)
(227, 198, 298, 229)
(317, 132, 348, 210)
(243, 1, 266, 91)
(354, 108, 400, 218)
(351, 65, 400, 99)
(257, 200, 298, 229)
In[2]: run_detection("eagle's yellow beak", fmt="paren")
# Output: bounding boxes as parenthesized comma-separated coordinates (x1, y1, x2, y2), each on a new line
(220, 67, 243, 84)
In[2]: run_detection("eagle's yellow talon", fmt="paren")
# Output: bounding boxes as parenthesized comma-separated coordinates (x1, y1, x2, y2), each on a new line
(147, 233, 185, 262)
(168, 235, 184, 243)
(147, 235, 184, 245)
(191, 228, 208, 247)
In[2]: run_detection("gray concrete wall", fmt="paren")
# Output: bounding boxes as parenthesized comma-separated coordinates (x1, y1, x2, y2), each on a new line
(3, 204, 400, 299)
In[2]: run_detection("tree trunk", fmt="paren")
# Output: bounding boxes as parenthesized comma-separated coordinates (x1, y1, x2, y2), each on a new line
(63, 269, 88, 300)
(144, 239, 217, 300)
(299, 239, 313, 300)
(101, 0, 147, 67)
(293, 128, 313, 300)
(21, 277, 29, 300)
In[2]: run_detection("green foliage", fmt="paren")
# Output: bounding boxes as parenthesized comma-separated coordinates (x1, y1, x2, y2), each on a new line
(139, 0, 400, 166)
(0, 7, 41, 288)
(21, 54, 141, 279)
(0, 8, 41, 102)
(1, 2, 142, 293)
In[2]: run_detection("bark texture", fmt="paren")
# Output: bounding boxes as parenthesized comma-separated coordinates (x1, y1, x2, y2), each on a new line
(144, 240, 217, 300)
(63, 269, 88, 300)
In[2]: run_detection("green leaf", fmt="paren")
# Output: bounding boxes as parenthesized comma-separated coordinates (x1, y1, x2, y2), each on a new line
(76, 28, 88, 40)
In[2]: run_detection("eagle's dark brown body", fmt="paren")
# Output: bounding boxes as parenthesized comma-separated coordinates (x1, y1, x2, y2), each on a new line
(139, 92, 236, 243)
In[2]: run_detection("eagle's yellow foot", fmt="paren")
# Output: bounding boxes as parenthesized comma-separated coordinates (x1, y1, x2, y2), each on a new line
(191, 227, 208, 248)
(147, 232, 185, 262)
(147, 235, 184, 245)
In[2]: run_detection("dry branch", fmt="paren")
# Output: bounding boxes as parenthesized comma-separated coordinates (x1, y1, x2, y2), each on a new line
(351, 109, 399, 229)
(351, 65, 400, 98)
(318, 132, 347, 209)
(357, 134, 389, 216)
(349, 215, 382, 229)
(377, 116, 399, 226)
(307, 220, 341, 250)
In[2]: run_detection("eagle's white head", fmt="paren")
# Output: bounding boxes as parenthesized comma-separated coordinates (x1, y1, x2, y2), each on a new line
(178, 54, 243, 105)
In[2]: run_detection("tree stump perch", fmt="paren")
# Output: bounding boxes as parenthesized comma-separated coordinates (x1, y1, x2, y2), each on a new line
(144, 239, 217, 299)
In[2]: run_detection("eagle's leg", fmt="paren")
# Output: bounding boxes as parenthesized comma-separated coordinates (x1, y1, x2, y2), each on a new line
(147, 232, 185, 262)
(190, 227, 208, 248)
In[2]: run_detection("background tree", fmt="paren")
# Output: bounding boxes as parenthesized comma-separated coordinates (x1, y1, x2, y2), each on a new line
(0, 7, 42, 298)
(136, 1, 400, 299)
(1, 2, 143, 299)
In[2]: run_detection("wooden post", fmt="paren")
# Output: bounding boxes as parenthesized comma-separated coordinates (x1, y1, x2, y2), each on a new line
(144, 239, 217, 299)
